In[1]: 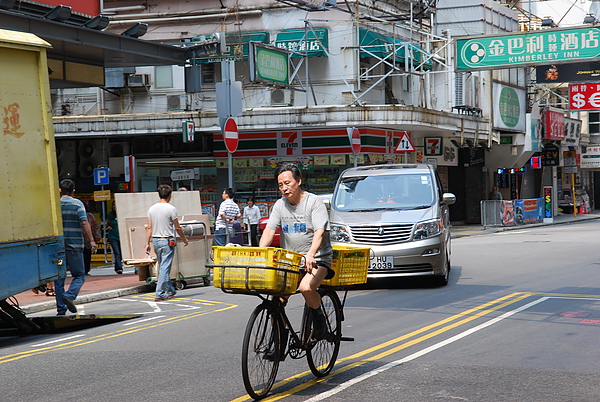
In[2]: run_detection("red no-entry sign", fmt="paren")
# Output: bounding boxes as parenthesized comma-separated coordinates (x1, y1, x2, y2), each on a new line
(223, 118, 239, 153)
(347, 127, 361, 154)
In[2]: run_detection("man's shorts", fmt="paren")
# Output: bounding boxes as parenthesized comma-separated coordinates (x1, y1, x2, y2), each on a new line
(300, 262, 335, 280)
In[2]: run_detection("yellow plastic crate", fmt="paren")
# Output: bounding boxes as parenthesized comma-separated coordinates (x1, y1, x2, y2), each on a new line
(212, 246, 303, 295)
(322, 245, 370, 287)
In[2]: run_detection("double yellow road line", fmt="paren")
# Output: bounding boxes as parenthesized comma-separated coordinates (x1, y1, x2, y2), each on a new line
(0, 297, 237, 364)
(237, 291, 534, 402)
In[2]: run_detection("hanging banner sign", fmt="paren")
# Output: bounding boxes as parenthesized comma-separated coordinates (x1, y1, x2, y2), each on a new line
(544, 108, 565, 140)
(581, 145, 600, 168)
(543, 186, 553, 220)
(456, 27, 600, 71)
(569, 82, 600, 110)
(537, 62, 600, 83)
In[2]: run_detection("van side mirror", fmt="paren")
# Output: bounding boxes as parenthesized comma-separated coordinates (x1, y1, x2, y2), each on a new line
(442, 193, 456, 205)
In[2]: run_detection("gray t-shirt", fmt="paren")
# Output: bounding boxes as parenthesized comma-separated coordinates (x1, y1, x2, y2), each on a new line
(147, 202, 178, 238)
(267, 191, 332, 266)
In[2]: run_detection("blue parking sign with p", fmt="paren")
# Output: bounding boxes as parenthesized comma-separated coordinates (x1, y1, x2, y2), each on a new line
(93, 167, 110, 186)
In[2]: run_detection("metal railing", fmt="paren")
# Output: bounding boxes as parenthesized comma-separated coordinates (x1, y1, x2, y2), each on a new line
(481, 199, 544, 228)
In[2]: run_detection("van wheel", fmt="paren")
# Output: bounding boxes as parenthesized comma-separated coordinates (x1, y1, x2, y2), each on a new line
(432, 253, 450, 287)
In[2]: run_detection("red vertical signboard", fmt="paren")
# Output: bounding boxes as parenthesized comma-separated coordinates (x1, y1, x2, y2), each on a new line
(544, 108, 565, 140)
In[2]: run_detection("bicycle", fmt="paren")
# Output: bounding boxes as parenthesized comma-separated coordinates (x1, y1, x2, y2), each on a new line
(242, 285, 350, 399)
(211, 245, 369, 400)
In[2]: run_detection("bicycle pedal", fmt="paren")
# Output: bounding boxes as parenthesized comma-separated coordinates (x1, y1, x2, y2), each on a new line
(341, 336, 354, 342)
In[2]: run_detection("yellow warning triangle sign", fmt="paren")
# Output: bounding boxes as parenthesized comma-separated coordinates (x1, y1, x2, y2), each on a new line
(394, 132, 415, 153)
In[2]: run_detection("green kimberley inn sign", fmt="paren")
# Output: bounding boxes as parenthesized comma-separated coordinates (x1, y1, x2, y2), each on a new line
(456, 27, 600, 71)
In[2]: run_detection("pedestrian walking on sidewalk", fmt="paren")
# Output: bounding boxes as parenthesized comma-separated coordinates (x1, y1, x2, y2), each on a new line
(106, 202, 123, 274)
(84, 202, 101, 275)
(55, 179, 97, 315)
(489, 186, 503, 201)
(145, 184, 188, 301)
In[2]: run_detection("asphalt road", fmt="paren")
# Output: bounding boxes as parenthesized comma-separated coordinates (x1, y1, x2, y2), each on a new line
(2, 220, 600, 401)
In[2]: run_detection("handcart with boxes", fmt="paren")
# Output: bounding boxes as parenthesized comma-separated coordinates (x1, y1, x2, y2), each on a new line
(115, 191, 213, 290)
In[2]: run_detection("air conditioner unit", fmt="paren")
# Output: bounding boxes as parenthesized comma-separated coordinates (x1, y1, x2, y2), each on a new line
(454, 72, 480, 108)
(270, 88, 292, 106)
(167, 94, 187, 111)
(78, 140, 106, 178)
(126, 73, 150, 87)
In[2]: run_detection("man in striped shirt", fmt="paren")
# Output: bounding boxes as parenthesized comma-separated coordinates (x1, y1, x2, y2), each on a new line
(214, 187, 241, 246)
(55, 179, 97, 315)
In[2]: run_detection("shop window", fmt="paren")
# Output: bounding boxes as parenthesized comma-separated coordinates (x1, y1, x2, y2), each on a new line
(589, 112, 600, 134)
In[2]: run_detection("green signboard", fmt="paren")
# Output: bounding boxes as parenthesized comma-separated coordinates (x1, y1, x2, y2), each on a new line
(194, 31, 270, 64)
(456, 27, 600, 71)
(499, 86, 520, 128)
(274, 28, 329, 58)
(250, 43, 289, 86)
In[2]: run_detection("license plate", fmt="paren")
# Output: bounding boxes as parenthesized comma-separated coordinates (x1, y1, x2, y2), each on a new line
(370, 255, 393, 270)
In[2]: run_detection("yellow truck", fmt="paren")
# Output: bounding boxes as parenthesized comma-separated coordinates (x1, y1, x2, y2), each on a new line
(0, 29, 65, 325)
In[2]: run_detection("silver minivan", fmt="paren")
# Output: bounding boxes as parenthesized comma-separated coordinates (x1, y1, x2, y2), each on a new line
(329, 164, 456, 286)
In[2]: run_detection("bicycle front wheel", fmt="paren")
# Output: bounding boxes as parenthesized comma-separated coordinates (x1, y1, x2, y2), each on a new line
(306, 288, 342, 377)
(242, 303, 281, 400)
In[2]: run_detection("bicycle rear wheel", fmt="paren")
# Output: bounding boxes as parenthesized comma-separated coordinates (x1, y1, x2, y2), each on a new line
(306, 288, 342, 377)
(242, 303, 281, 399)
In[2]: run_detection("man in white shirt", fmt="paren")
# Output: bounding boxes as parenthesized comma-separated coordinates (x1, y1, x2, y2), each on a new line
(243, 198, 261, 246)
(145, 184, 188, 301)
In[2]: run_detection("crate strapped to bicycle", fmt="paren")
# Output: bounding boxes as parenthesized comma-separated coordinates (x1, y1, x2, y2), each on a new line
(212, 245, 370, 295)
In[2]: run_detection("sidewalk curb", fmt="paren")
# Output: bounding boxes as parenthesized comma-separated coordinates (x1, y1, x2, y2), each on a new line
(22, 284, 151, 315)
(451, 215, 600, 239)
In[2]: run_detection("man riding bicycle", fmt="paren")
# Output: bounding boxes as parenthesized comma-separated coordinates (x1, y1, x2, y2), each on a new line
(259, 163, 334, 341)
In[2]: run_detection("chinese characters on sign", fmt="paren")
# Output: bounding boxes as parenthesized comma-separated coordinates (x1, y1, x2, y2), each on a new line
(569, 83, 600, 110)
(3, 102, 24, 138)
(544, 108, 565, 140)
(457, 27, 600, 70)
(581, 146, 600, 168)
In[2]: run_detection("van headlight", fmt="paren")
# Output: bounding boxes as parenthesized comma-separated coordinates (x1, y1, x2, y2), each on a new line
(413, 219, 443, 240)
(331, 224, 351, 242)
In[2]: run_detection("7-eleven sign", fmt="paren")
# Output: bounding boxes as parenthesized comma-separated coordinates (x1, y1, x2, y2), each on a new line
(182, 121, 194, 143)
(394, 131, 415, 153)
(424, 137, 443, 155)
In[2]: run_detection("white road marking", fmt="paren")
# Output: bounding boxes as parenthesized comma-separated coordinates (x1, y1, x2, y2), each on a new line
(147, 301, 162, 312)
(31, 334, 85, 347)
(306, 297, 549, 401)
(123, 315, 166, 326)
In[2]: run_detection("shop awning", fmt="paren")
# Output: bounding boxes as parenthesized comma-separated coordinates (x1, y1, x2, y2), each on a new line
(359, 29, 431, 70)
(274, 28, 329, 58)
(194, 31, 270, 63)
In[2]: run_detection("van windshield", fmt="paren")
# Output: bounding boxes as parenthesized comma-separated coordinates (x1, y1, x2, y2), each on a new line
(333, 173, 435, 212)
